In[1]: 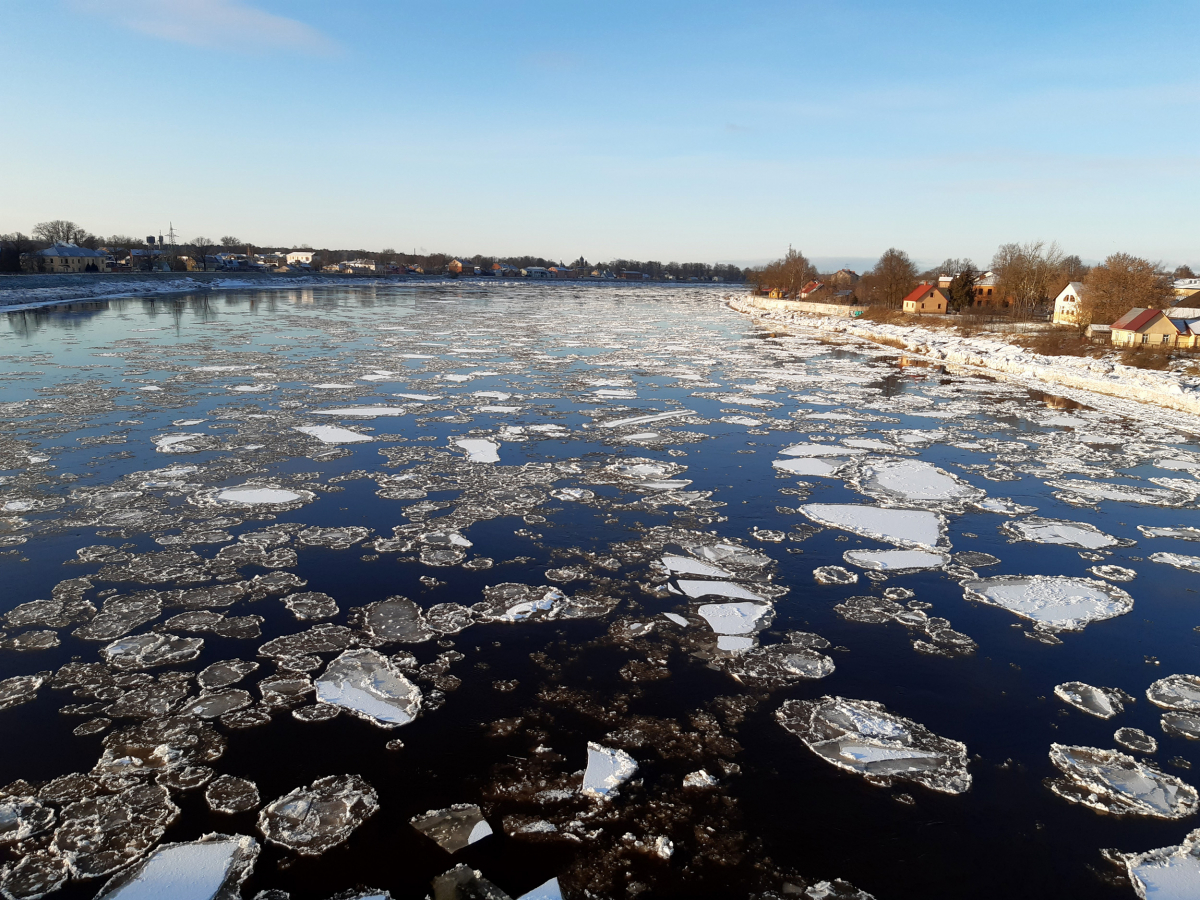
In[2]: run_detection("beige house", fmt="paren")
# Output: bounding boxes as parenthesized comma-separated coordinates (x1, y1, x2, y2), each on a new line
(27, 243, 108, 273)
(902, 283, 948, 314)
(1052, 282, 1086, 324)
(1110, 308, 1200, 349)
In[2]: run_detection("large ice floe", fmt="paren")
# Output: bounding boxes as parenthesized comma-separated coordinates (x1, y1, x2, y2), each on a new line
(799, 504, 946, 549)
(455, 439, 500, 463)
(92, 833, 259, 900)
(1000, 516, 1130, 550)
(962, 576, 1133, 632)
(775, 696, 971, 794)
(1053, 682, 1133, 719)
(292, 425, 373, 444)
(258, 775, 379, 855)
(1146, 674, 1200, 711)
(1046, 744, 1198, 818)
(1150, 552, 1200, 573)
(581, 742, 639, 799)
(1120, 828, 1200, 899)
(852, 458, 985, 509)
(842, 549, 949, 573)
(314, 649, 422, 727)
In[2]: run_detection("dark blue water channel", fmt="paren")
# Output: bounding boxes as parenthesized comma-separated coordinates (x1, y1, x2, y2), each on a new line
(0, 283, 1198, 899)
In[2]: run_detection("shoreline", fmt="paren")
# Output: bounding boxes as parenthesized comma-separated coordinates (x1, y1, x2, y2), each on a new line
(727, 294, 1200, 424)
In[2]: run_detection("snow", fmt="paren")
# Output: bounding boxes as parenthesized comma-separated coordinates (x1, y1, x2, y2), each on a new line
(216, 486, 300, 505)
(696, 602, 773, 634)
(1151, 552, 1200, 573)
(800, 503, 946, 549)
(1003, 517, 1124, 549)
(842, 549, 949, 572)
(517, 878, 564, 900)
(455, 439, 500, 463)
(581, 743, 638, 799)
(780, 442, 866, 457)
(1123, 828, 1200, 900)
(963, 576, 1133, 631)
(676, 580, 767, 601)
(315, 649, 422, 728)
(293, 425, 372, 444)
(94, 835, 257, 900)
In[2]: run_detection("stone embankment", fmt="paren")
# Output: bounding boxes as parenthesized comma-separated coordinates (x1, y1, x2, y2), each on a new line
(729, 294, 1200, 418)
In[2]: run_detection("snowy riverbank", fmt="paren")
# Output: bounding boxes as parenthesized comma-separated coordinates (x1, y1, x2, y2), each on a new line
(729, 294, 1200, 418)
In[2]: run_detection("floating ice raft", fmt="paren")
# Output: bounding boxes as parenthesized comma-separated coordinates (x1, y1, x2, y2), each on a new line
(581, 742, 638, 799)
(776, 696, 971, 794)
(292, 425, 372, 444)
(854, 458, 984, 507)
(962, 575, 1133, 632)
(842, 549, 949, 572)
(315, 649, 422, 728)
(1121, 828, 1200, 900)
(93, 833, 259, 900)
(1053, 682, 1131, 719)
(800, 504, 946, 549)
(1001, 516, 1128, 550)
(1047, 744, 1198, 818)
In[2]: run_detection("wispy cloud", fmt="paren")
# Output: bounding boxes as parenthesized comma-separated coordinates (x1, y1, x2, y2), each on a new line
(69, 0, 336, 54)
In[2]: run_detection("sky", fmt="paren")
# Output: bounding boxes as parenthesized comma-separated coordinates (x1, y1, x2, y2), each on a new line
(2, 0, 1197, 269)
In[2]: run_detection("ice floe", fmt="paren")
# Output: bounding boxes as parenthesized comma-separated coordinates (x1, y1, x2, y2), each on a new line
(581, 742, 638, 799)
(315, 649, 422, 728)
(455, 439, 500, 463)
(1115, 728, 1158, 754)
(292, 425, 372, 444)
(1150, 552, 1200, 573)
(853, 458, 984, 508)
(411, 804, 493, 852)
(1053, 682, 1132, 719)
(1147, 675, 1200, 711)
(258, 774, 379, 855)
(1120, 828, 1200, 900)
(962, 576, 1133, 632)
(842, 549, 949, 572)
(310, 406, 407, 417)
(1046, 744, 1198, 818)
(776, 696, 971, 793)
(696, 602, 774, 635)
(800, 504, 946, 549)
(92, 833, 259, 900)
(1001, 516, 1129, 550)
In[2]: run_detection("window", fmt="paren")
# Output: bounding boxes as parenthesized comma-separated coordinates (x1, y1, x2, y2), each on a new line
(1142, 334, 1149, 344)
(1162, 334, 1171, 344)
(987, 288, 992, 296)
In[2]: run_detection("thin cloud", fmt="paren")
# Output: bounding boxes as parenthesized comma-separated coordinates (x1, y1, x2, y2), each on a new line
(70, 0, 336, 54)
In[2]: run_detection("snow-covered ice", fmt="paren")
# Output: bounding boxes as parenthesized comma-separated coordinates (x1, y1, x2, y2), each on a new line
(455, 439, 500, 463)
(293, 425, 372, 444)
(1002, 517, 1126, 550)
(962, 575, 1133, 632)
(581, 743, 638, 799)
(842, 549, 949, 572)
(801, 504, 946, 549)
(696, 602, 774, 635)
(1121, 828, 1200, 900)
(1047, 744, 1198, 818)
(315, 649, 422, 728)
(93, 834, 259, 900)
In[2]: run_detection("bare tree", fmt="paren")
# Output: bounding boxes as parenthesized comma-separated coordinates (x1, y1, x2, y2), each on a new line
(991, 240, 1066, 320)
(33, 220, 90, 246)
(219, 236, 242, 250)
(1080, 253, 1174, 327)
(0, 233, 35, 273)
(872, 248, 918, 307)
(1175, 264, 1196, 279)
(189, 237, 216, 272)
(755, 247, 817, 297)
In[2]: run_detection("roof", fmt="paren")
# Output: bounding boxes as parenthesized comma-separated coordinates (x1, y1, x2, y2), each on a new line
(1168, 306, 1200, 318)
(1111, 308, 1160, 331)
(1056, 281, 1085, 299)
(36, 243, 106, 258)
(901, 283, 938, 306)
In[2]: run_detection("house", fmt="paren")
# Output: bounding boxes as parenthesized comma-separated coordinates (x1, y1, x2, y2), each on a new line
(548, 266, 573, 279)
(971, 271, 999, 305)
(491, 262, 518, 277)
(902, 284, 949, 314)
(1110, 308, 1200, 349)
(286, 251, 315, 266)
(1053, 282, 1086, 324)
(27, 243, 108, 273)
(522, 267, 550, 279)
(830, 269, 859, 286)
(1174, 278, 1200, 299)
(620, 270, 648, 281)
(799, 280, 823, 298)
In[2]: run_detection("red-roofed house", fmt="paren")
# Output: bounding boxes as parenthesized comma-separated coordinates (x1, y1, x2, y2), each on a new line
(1111, 308, 1200, 348)
(799, 280, 824, 298)
(902, 284, 948, 315)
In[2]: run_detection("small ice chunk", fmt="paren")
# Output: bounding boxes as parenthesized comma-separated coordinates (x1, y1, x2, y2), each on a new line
(455, 439, 500, 463)
(963, 575, 1133, 632)
(676, 580, 766, 601)
(777, 696, 971, 794)
(1047, 744, 1198, 818)
(661, 555, 731, 578)
(1002, 516, 1127, 550)
(92, 833, 259, 900)
(205, 775, 260, 814)
(683, 770, 718, 788)
(581, 742, 638, 799)
(1150, 552, 1200, 573)
(1121, 828, 1200, 900)
(315, 649, 422, 728)
(774, 458, 843, 477)
(661, 613, 689, 627)
(517, 877, 563, 900)
(1116, 728, 1158, 754)
(410, 804, 492, 853)
(801, 504, 946, 549)
(843, 549, 949, 572)
(813, 566, 858, 585)
(292, 425, 372, 444)
(1053, 682, 1131, 719)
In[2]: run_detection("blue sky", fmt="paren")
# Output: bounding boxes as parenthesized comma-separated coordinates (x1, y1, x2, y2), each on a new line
(2, 0, 1196, 268)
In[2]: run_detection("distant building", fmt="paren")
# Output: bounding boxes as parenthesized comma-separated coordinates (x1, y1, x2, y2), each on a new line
(799, 280, 823, 298)
(620, 270, 648, 281)
(971, 271, 999, 305)
(522, 267, 550, 279)
(27, 243, 108, 273)
(902, 284, 949, 315)
(548, 266, 573, 279)
(1110, 308, 1200, 348)
(1053, 282, 1086, 324)
(1174, 278, 1200, 298)
(286, 250, 315, 266)
(830, 269, 859, 286)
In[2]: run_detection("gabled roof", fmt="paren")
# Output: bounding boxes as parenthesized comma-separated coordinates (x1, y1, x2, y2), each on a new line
(902, 283, 938, 306)
(36, 243, 106, 258)
(1111, 308, 1160, 331)
(1056, 281, 1085, 300)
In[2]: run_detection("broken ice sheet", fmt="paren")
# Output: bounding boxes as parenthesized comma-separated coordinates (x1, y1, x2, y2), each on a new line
(776, 696, 971, 794)
(293, 425, 373, 444)
(102, 633, 204, 669)
(800, 504, 947, 549)
(1046, 744, 1198, 818)
(258, 774, 379, 856)
(1053, 682, 1132, 719)
(455, 439, 500, 463)
(1150, 552, 1200, 573)
(410, 804, 493, 852)
(1147, 674, 1200, 711)
(92, 832, 259, 900)
(962, 575, 1133, 632)
(581, 742, 638, 799)
(315, 649, 422, 728)
(773, 457, 847, 477)
(1001, 516, 1130, 550)
(660, 555, 731, 578)
(1120, 827, 1200, 900)
(854, 458, 984, 508)
(842, 549, 949, 572)
(696, 601, 774, 635)
(676, 580, 767, 602)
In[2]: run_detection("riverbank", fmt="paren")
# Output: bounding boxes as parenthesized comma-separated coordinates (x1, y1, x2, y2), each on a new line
(728, 293, 1200, 419)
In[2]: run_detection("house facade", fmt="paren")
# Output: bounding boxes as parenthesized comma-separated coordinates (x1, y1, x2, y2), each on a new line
(1110, 308, 1200, 348)
(285, 251, 315, 266)
(902, 284, 948, 314)
(1052, 282, 1086, 324)
(27, 243, 108, 273)
(971, 271, 999, 305)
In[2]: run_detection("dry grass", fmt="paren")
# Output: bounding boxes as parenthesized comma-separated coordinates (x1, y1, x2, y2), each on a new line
(871, 336, 908, 350)
(857, 306, 906, 324)
(1011, 329, 1094, 358)
(1118, 345, 1175, 370)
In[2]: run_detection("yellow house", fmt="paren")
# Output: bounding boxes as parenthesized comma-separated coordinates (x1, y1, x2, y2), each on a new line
(902, 284, 948, 314)
(1110, 308, 1199, 349)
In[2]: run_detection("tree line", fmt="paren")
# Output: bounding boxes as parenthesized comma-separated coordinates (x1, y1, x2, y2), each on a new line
(750, 243, 1191, 326)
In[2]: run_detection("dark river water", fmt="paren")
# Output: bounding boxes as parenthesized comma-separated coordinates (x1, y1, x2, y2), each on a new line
(0, 283, 1198, 900)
